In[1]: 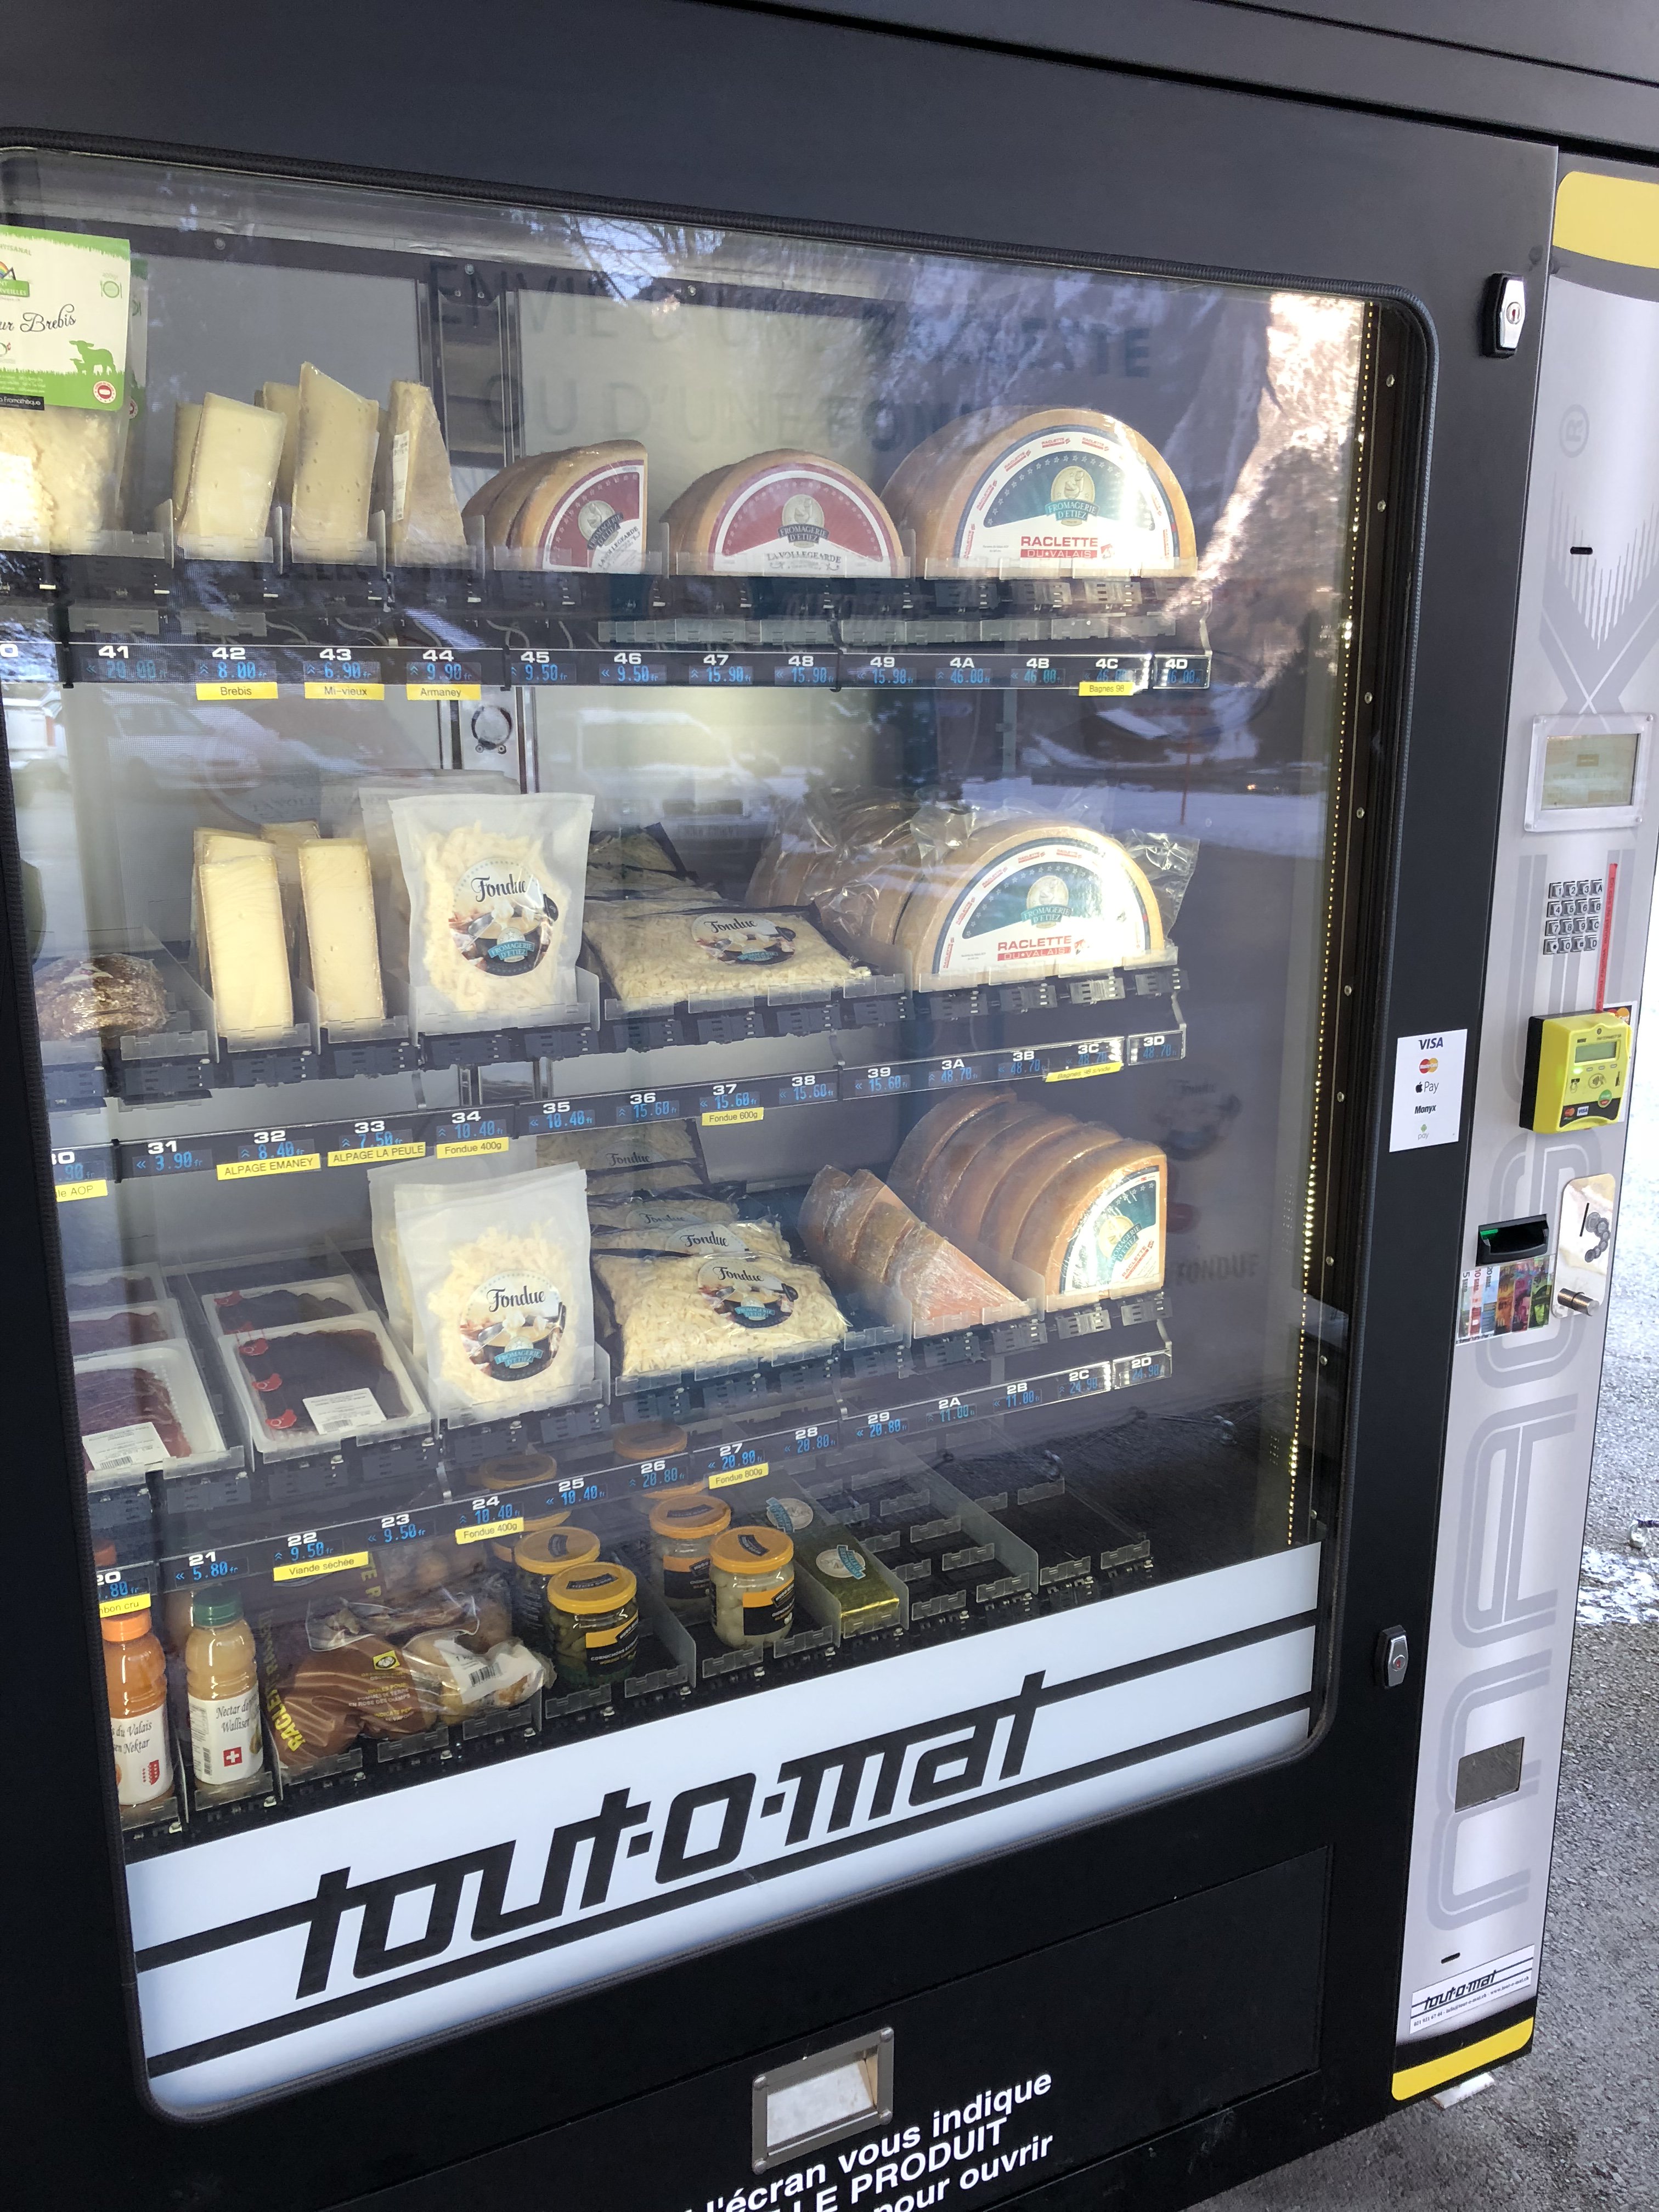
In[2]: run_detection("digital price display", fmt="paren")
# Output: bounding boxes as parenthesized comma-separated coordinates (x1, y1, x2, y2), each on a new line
(215, 1127, 322, 1182)
(75, 643, 166, 683)
(303, 652, 384, 701)
(126, 1137, 215, 1179)
(194, 652, 277, 701)
(1152, 653, 1210, 690)
(847, 1406, 916, 1443)
(515, 650, 577, 685)
(520, 1098, 602, 1135)
(52, 1146, 111, 1201)
(845, 652, 919, 688)
(325, 1117, 428, 1167)
(271, 1532, 370, 1584)
(614, 1090, 686, 1125)
(926, 1057, 978, 1090)
(846, 1062, 918, 1097)
(405, 653, 482, 702)
(96, 1568, 158, 1619)
(451, 1496, 523, 1547)
(699, 1082, 763, 1127)
(776, 1070, 839, 1107)
(600, 652, 667, 686)
(768, 653, 834, 687)
(435, 1111, 513, 1158)
(0, 627, 60, 682)
(167, 1549, 244, 1590)
(684, 653, 755, 687)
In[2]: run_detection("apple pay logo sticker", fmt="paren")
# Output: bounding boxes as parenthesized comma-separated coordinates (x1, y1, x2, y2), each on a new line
(1390, 1030, 1468, 1151)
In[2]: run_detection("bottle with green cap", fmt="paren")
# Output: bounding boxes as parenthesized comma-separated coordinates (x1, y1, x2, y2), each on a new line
(185, 1588, 264, 1796)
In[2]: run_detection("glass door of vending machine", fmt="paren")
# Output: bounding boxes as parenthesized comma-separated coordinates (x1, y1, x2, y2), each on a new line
(0, 38, 1557, 2208)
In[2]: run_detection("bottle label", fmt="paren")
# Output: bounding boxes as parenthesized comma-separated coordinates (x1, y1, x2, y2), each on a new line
(111, 1704, 171, 1807)
(740, 1585, 795, 1638)
(189, 1684, 264, 1788)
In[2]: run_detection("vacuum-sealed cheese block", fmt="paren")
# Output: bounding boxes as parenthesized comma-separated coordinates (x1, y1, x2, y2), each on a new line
(584, 900, 867, 1012)
(883, 405, 1196, 576)
(977, 1124, 1126, 1269)
(588, 1200, 785, 1262)
(298, 838, 385, 1029)
(198, 844, 293, 1039)
(594, 1245, 846, 1381)
(587, 1194, 738, 1235)
(538, 1122, 698, 1179)
(664, 449, 904, 577)
(170, 400, 202, 515)
(378, 380, 467, 565)
(1011, 1137, 1166, 1299)
(894, 819, 1163, 986)
(888, 1090, 1015, 1210)
(176, 392, 284, 557)
(290, 363, 378, 561)
(0, 407, 122, 551)
(368, 1141, 539, 1360)
(255, 381, 301, 502)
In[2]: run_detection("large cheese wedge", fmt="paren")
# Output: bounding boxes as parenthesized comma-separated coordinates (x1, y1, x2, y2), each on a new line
(976, 1122, 1127, 1272)
(798, 1165, 1024, 1335)
(170, 401, 201, 515)
(819, 1169, 889, 1276)
(176, 393, 284, 558)
(461, 453, 548, 546)
(290, 364, 378, 561)
(0, 408, 121, 552)
(916, 1098, 1051, 1227)
(299, 838, 386, 1030)
(883, 406, 1196, 577)
(198, 844, 294, 1039)
(379, 381, 467, 566)
(798, 1165, 851, 1257)
(664, 449, 904, 577)
(256, 382, 302, 503)
(888, 1090, 1014, 1210)
(894, 818, 1163, 988)
(946, 1105, 1093, 1248)
(1011, 1137, 1166, 1300)
(887, 1223, 1027, 1334)
(847, 1176, 917, 1286)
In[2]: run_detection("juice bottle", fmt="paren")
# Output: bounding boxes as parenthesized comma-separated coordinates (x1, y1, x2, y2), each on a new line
(103, 1606, 172, 1812)
(185, 1592, 264, 1796)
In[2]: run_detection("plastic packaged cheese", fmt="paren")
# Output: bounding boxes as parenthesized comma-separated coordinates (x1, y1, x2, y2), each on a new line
(367, 1139, 539, 1362)
(536, 1121, 706, 1198)
(584, 898, 867, 1013)
(391, 790, 592, 1035)
(399, 1163, 596, 1419)
(592, 1243, 846, 1383)
(0, 407, 122, 552)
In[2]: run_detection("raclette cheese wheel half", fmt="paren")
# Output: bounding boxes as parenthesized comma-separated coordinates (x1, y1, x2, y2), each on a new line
(889, 1090, 1015, 1210)
(664, 449, 904, 577)
(945, 1107, 1090, 1249)
(894, 819, 1163, 988)
(976, 1120, 1126, 1272)
(1012, 1137, 1167, 1300)
(882, 404, 1196, 577)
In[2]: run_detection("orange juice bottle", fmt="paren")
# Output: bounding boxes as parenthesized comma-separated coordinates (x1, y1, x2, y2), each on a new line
(103, 1606, 172, 1810)
(186, 1592, 264, 1796)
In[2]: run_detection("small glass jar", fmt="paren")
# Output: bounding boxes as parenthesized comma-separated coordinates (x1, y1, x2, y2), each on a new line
(490, 1502, 569, 1571)
(648, 1496, 731, 1619)
(511, 1526, 600, 1646)
(709, 1527, 795, 1649)
(545, 1560, 640, 1689)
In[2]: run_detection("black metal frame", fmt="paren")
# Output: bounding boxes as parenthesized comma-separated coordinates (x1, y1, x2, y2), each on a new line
(0, 5, 1560, 2208)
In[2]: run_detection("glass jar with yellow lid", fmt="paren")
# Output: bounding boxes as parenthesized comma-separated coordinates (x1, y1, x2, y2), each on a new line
(545, 1560, 640, 1689)
(511, 1526, 600, 1646)
(709, 1527, 795, 1649)
(488, 1502, 569, 1572)
(648, 1494, 731, 1618)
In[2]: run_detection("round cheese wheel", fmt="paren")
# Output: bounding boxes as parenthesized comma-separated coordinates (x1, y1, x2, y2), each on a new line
(461, 453, 545, 534)
(1012, 1137, 1166, 1298)
(895, 819, 1163, 988)
(663, 449, 904, 577)
(916, 1098, 1047, 1227)
(888, 1090, 1015, 1210)
(798, 1166, 851, 1263)
(848, 1180, 919, 1288)
(978, 1122, 1128, 1272)
(944, 1107, 1084, 1249)
(882, 405, 1196, 576)
(507, 439, 647, 571)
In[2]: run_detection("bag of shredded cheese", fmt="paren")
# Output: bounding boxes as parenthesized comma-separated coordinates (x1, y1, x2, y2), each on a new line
(367, 1139, 538, 1359)
(392, 790, 593, 1036)
(399, 1163, 596, 1419)
(592, 1241, 845, 1384)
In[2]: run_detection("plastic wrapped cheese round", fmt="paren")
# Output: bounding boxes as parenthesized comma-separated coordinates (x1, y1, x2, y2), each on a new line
(663, 449, 904, 577)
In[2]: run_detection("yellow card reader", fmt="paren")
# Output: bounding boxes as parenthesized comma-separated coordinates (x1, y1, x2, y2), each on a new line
(1520, 1009, 1631, 1132)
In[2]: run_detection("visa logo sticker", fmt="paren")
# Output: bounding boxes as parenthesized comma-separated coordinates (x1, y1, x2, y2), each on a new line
(1389, 1029, 1468, 1151)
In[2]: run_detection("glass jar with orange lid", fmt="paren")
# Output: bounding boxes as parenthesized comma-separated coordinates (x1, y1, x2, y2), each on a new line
(511, 1526, 600, 1646)
(545, 1561, 640, 1688)
(648, 1494, 731, 1619)
(709, 1527, 795, 1649)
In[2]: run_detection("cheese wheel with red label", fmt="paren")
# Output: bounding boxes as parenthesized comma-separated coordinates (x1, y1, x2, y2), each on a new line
(507, 439, 646, 570)
(883, 405, 1196, 577)
(894, 818, 1163, 989)
(664, 449, 904, 577)
(888, 1090, 1014, 1210)
(1012, 1137, 1166, 1299)
(975, 1121, 1127, 1273)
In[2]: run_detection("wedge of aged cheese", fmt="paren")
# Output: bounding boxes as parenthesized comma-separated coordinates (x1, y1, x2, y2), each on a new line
(798, 1166, 851, 1257)
(1011, 1136, 1166, 1299)
(816, 1169, 889, 1277)
(798, 1165, 1024, 1335)
(888, 1090, 1015, 1210)
(888, 1223, 1028, 1333)
(176, 393, 284, 558)
(916, 1097, 1050, 1226)
(975, 1122, 1127, 1271)
(584, 901, 867, 1013)
(883, 406, 1197, 577)
(198, 844, 293, 1039)
(377, 381, 467, 565)
(0, 408, 122, 552)
(847, 1176, 917, 1286)
(170, 401, 202, 515)
(290, 364, 378, 561)
(664, 449, 904, 577)
(946, 1105, 1096, 1248)
(256, 382, 301, 503)
(261, 820, 321, 947)
(893, 819, 1163, 988)
(592, 1246, 846, 1381)
(298, 838, 385, 1029)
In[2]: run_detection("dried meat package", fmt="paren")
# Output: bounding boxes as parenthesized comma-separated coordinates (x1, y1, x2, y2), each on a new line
(390, 789, 593, 1036)
(399, 1164, 597, 1419)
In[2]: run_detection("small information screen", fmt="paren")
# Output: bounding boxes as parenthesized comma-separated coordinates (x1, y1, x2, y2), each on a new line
(1541, 728, 1640, 812)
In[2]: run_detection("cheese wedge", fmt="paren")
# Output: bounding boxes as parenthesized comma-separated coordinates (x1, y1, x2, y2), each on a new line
(170, 401, 202, 516)
(798, 1165, 1025, 1335)
(888, 1090, 1015, 1210)
(883, 405, 1197, 577)
(0, 409, 122, 552)
(976, 1124, 1127, 1271)
(1012, 1137, 1166, 1300)
(259, 821, 321, 946)
(379, 381, 467, 565)
(915, 1097, 1048, 1226)
(299, 838, 385, 1029)
(176, 393, 284, 558)
(256, 381, 301, 503)
(663, 449, 903, 577)
(290, 364, 378, 561)
(198, 845, 293, 1039)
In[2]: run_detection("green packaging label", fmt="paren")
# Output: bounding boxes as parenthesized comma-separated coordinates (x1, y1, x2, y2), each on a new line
(0, 225, 130, 413)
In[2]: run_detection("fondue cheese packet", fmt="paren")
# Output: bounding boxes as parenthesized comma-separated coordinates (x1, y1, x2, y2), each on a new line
(391, 790, 593, 1035)
(367, 1138, 538, 1359)
(584, 898, 866, 1013)
(399, 1163, 596, 1418)
(592, 1242, 845, 1383)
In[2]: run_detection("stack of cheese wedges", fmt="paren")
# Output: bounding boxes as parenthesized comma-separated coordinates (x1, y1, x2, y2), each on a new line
(800, 1164, 1029, 1338)
(463, 440, 646, 571)
(192, 822, 386, 1042)
(882, 1090, 1167, 1304)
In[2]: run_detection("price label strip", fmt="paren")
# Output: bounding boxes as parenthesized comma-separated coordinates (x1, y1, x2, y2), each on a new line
(215, 1128, 323, 1182)
(322, 1114, 431, 1168)
(0, 619, 61, 684)
(404, 651, 489, 702)
(52, 1144, 114, 1201)
(271, 1536, 372, 1584)
(435, 1110, 515, 1158)
(303, 651, 385, 702)
(517, 1097, 605, 1137)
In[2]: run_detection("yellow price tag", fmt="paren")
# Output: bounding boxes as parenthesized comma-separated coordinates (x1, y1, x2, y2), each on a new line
(216, 1153, 321, 1181)
(708, 1460, 770, 1490)
(1078, 680, 1138, 697)
(55, 1178, 109, 1201)
(195, 680, 279, 702)
(702, 1106, 764, 1127)
(273, 1550, 370, 1584)
(98, 1592, 151, 1619)
(304, 680, 384, 702)
(1044, 1061, 1120, 1083)
(455, 1516, 522, 1546)
(326, 1142, 426, 1167)
(435, 1136, 511, 1159)
(406, 682, 481, 703)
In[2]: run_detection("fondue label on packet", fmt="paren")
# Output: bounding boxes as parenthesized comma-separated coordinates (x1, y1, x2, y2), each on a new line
(450, 859, 556, 981)
(696, 1260, 798, 1330)
(693, 913, 799, 966)
(463, 1273, 567, 1382)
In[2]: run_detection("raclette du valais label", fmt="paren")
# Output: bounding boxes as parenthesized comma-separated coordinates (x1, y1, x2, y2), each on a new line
(956, 425, 1183, 573)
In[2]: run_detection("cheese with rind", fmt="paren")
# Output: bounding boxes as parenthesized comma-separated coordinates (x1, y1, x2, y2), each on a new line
(170, 401, 201, 516)
(664, 449, 904, 577)
(378, 381, 467, 565)
(798, 1164, 1024, 1335)
(945, 1107, 1092, 1248)
(464, 442, 646, 570)
(893, 820, 1163, 987)
(176, 393, 284, 557)
(256, 382, 301, 503)
(1012, 1137, 1166, 1299)
(917, 1099, 1052, 1227)
(290, 364, 378, 562)
(888, 1090, 1015, 1210)
(298, 838, 385, 1030)
(975, 1124, 1126, 1269)
(198, 845, 294, 1040)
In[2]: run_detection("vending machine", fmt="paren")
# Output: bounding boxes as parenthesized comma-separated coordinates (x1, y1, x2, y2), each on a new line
(4, 6, 1652, 2208)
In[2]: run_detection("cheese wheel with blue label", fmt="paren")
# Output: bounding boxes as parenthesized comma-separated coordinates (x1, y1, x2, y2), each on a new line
(894, 818, 1163, 989)
(1011, 1136, 1166, 1300)
(883, 405, 1195, 577)
(664, 449, 904, 577)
